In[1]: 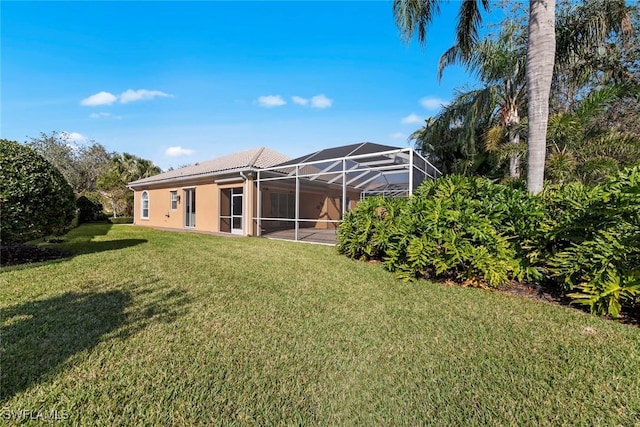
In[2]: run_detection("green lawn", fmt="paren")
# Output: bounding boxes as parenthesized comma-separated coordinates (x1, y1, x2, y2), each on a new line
(2, 224, 639, 425)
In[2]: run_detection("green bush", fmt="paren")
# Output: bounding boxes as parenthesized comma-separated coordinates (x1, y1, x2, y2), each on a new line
(339, 176, 539, 287)
(337, 196, 407, 260)
(338, 171, 639, 317)
(0, 139, 76, 245)
(545, 167, 640, 317)
(108, 217, 134, 224)
(77, 194, 104, 223)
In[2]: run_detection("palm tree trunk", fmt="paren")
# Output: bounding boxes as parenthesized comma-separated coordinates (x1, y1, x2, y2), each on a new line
(526, 0, 556, 194)
(508, 126, 520, 179)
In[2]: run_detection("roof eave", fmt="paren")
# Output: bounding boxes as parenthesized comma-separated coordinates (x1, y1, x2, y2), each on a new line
(128, 166, 259, 189)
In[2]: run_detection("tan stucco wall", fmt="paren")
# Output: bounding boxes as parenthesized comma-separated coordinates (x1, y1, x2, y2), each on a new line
(134, 187, 184, 229)
(132, 176, 254, 235)
(132, 175, 361, 235)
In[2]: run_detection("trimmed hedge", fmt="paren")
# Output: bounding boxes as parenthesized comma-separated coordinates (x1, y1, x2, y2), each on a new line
(0, 139, 76, 245)
(109, 217, 134, 224)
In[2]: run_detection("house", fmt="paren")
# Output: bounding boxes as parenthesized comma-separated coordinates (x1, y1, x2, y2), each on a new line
(128, 143, 441, 244)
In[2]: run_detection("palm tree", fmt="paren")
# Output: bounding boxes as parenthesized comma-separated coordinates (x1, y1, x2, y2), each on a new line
(546, 84, 640, 184)
(437, 22, 528, 178)
(395, 0, 634, 192)
(394, 0, 554, 193)
(98, 153, 161, 217)
(525, 0, 556, 194)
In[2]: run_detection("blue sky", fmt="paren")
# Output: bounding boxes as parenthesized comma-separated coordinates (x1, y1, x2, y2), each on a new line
(2, 1, 490, 170)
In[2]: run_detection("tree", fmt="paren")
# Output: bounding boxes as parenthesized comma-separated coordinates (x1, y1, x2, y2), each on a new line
(395, 0, 635, 192)
(393, 0, 555, 193)
(525, 0, 556, 194)
(545, 84, 640, 184)
(415, 22, 528, 179)
(97, 153, 161, 217)
(0, 139, 76, 245)
(411, 90, 501, 177)
(27, 131, 112, 194)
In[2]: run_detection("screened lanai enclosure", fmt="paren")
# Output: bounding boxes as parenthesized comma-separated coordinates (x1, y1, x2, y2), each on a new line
(255, 143, 441, 244)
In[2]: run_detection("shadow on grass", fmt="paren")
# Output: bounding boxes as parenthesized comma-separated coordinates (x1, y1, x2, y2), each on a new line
(62, 238, 148, 256)
(60, 223, 147, 257)
(1, 223, 147, 268)
(0, 284, 190, 402)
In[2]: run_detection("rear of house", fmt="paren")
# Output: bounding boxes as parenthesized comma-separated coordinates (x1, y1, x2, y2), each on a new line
(128, 143, 441, 243)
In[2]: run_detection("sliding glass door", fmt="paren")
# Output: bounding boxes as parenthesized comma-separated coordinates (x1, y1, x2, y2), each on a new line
(184, 188, 196, 227)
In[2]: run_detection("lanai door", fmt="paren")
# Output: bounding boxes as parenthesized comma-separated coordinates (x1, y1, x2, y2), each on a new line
(220, 187, 244, 235)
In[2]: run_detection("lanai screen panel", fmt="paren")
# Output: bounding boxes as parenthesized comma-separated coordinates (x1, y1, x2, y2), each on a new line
(255, 143, 441, 243)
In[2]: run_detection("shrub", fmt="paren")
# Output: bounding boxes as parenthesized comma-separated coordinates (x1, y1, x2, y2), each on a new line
(108, 217, 134, 224)
(337, 196, 407, 260)
(545, 167, 640, 317)
(0, 139, 76, 245)
(339, 171, 639, 317)
(77, 194, 104, 223)
(338, 176, 541, 287)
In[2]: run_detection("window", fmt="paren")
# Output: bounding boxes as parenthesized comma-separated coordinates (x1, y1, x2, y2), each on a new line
(141, 191, 149, 219)
(170, 191, 178, 210)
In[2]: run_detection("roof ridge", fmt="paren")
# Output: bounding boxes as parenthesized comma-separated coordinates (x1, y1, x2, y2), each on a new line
(249, 147, 266, 167)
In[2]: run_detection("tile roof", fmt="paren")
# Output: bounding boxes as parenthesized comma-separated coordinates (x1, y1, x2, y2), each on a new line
(128, 147, 290, 187)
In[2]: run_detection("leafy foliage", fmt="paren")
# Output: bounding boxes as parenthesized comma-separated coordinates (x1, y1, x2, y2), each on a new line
(339, 169, 639, 318)
(27, 131, 113, 193)
(97, 153, 161, 217)
(0, 139, 76, 245)
(545, 167, 640, 317)
(339, 176, 544, 287)
(76, 194, 105, 223)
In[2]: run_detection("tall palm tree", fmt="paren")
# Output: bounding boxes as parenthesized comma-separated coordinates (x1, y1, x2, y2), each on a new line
(436, 22, 528, 178)
(525, 0, 556, 194)
(394, 0, 490, 62)
(394, 0, 555, 193)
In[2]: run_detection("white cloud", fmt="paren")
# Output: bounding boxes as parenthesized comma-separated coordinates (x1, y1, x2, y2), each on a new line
(165, 146, 196, 158)
(292, 96, 309, 106)
(390, 132, 407, 140)
(89, 112, 111, 119)
(81, 89, 172, 106)
(119, 89, 172, 104)
(81, 91, 118, 106)
(257, 95, 286, 107)
(401, 113, 423, 124)
(310, 94, 332, 109)
(420, 96, 447, 111)
(61, 131, 88, 144)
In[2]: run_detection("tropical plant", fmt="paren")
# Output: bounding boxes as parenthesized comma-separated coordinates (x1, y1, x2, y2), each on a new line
(393, 0, 556, 193)
(545, 166, 640, 317)
(0, 139, 76, 245)
(546, 84, 640, 184)
(338, 176, 548, 287)
(97, 153, 161, 217)
(413, 22, 528, 179)
(553, 0, 636, 111)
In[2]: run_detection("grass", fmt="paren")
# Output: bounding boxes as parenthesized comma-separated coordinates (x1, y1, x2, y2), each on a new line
(1, 224, 640, 425)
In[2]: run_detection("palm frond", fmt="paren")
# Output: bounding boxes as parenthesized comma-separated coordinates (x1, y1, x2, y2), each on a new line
(455, 0, 490, 58)
(483, 126, 506, 153)
(393, 0, 441, 44)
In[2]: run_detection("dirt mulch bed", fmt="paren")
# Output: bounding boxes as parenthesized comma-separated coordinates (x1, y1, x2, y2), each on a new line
(1, 244, 71, 267)
(496, 280, 639, 327)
